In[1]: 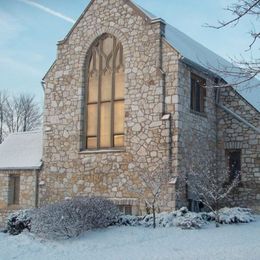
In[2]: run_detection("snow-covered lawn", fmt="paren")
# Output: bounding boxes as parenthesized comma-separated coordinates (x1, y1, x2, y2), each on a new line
(1, 216, 260, 260)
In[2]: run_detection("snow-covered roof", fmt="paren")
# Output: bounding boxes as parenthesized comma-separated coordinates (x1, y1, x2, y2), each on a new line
(134, 2, 260, 110)
(0, 131, 43, 170)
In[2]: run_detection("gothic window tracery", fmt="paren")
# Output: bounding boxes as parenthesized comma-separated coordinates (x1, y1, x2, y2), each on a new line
(86, 34, 125, 149)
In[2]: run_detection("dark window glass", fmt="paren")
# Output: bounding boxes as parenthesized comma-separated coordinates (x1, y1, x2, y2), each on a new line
(226, 149, 241, 182)
(118, 205, 132, 215)
(190, 73, 206, 113)
(8, 175, 20, 205)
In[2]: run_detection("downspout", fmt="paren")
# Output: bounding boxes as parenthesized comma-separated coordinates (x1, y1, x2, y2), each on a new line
(158, 23, 173, 174)
(159, 20, 166, 116)
(153, 18, 173, 175)
(151, 18, 166, 115)
(35, 169, 39, 208)
(41, 80, 46, 92)
(159, 42, 173, 176)
(215, 87, 220, 174)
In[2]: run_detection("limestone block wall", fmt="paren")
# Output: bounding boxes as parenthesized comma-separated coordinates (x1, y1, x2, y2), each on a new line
(40, 0, 178, 213)
(217, 87, 260, 212)
(0, 170, 37, 226)
(176, 62, 218, 207)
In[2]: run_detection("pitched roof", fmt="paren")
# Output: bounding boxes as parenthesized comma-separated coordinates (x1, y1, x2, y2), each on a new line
(0, 131, 43, 170)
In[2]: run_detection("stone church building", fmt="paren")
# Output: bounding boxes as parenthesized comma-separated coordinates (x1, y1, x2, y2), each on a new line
(0, 0, 259, 223)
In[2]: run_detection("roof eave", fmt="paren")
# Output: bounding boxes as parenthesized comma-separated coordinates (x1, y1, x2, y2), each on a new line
(0, 165, 42, 171)
(57, 0, 95, 45)
(42, 60, 56, 81)
(181, 57, 222, 80)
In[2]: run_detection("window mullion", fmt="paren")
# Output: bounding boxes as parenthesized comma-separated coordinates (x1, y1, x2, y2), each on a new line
(97, 43, 102, 149)
(190, 79, 194, 110)
(111, 37, 116, 147)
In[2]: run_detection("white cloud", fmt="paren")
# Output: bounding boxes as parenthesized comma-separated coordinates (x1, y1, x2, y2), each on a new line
(18, 0, 76, 24)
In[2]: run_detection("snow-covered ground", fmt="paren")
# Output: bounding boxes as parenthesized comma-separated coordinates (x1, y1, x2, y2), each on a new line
(1, 216, 260, 260)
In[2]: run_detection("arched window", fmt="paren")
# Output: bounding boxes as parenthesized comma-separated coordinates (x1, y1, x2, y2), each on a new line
(86, 34, 125, 149)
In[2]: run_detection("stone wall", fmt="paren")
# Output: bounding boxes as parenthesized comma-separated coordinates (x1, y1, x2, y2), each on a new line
(40, 0, 178, 214)
(0, 170, 38, 226)
(176, 62, 218, 207)
(217, 87, 260, 212)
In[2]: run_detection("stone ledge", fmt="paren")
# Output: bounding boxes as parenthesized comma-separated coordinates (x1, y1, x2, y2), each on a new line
(190, 109, 207, 118)
(79, 149, 126, 154)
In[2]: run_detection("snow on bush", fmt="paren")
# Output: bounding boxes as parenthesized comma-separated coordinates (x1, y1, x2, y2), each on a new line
(118, 207, 255, 229)
(119, 207, 207, 229)
(209, 207, 255, 224)
(6, 209, 33, 235)
(5, 204, 254, 238)
(30, 197, 120, 240)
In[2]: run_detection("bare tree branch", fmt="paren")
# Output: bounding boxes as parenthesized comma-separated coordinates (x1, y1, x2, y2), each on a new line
(184, 166, 240, 227)
(1, 91, 42, 140)
(204, 0, 260, 89)
(128, 159, 173, 228)
(0, 91, 8, 144)
(206, 0, 260, 30)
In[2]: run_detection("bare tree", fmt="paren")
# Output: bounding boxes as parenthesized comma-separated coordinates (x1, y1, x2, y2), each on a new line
(206, 0, 260, 87)
(5, 95, 22, 133)
(0, 91, 8, 144)
(185, 166, 240, 227)
(129, 160, 173, 228)
(4, 94, 42, 134)
(19, 94, 42, 132)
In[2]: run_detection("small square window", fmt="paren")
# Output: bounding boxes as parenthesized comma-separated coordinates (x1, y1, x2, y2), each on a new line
(190, 73, 206, 113)
(118, 205, 132, 215)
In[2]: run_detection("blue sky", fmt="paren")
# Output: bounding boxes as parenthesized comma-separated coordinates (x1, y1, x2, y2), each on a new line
(0, 0, 259, 108)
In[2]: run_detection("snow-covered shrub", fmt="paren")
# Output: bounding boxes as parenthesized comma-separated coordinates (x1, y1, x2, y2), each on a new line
(118, 215, 144, 226)
(209, 207, 254, 224)
(118, 207, 207, 229)
(173, 213, 207, 229)
(30, 197, 120, 240)
(117, 207, 254, 229)
(6, 209, 33, 235)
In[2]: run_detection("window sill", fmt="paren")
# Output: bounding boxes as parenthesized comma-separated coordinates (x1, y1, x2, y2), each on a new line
(79, 148, 126, 154)
(190, 109, 207, 118)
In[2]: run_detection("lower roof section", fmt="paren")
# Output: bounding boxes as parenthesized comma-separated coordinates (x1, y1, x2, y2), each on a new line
(0, 131, 42, 171)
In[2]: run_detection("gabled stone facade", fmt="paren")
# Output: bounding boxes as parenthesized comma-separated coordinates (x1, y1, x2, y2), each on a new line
(41, 0, 176, 214)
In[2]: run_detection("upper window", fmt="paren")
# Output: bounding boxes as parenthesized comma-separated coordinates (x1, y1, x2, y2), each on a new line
(85, 34, 125, 149)
(226, 149, 241, 182)
(190, 73, 206, 113)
